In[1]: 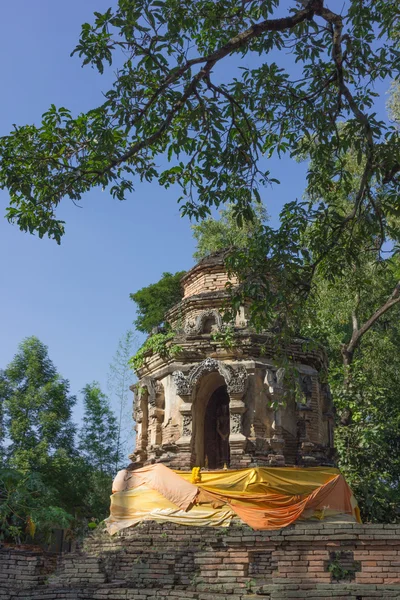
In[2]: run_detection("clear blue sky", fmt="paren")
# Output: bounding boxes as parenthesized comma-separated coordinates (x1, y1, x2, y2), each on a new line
(0, 1, 392, 424)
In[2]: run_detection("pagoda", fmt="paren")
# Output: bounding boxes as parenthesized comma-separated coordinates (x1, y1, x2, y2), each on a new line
(130, 250, 335, 471)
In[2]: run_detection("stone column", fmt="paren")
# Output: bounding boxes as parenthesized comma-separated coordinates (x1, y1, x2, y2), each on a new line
(129, 383, 149, 464)
(148, 382, 165, 450)
(172, 370, 193, 469)
(227, 366, 248, 468)
(265, 369, 286, 466)
(228, 396, 247, 466)
(298, 374, 316, 465)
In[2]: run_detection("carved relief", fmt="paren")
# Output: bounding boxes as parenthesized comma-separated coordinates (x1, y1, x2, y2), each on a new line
(172, 370, 192, 396)
(173, 358, 248, 398)
(230, 412, 242, 435)
(155, 380, 164, 395)
(182, 415, 192, 437)
(264, 368, 286, 415)
(227, 367, 248, 395)
(184, 309, 223, 335)
(155, 381, 165, 409)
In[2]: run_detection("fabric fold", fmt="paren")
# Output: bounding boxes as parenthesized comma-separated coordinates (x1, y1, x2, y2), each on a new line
(106, 464, 360, 534)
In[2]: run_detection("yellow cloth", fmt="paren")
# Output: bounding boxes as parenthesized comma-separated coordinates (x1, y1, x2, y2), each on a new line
(106, 484, 234, 534)
(105, 465, 360, 535)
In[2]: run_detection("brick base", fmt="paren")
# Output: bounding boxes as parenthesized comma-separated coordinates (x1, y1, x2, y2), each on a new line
(1, 522, 400, 599)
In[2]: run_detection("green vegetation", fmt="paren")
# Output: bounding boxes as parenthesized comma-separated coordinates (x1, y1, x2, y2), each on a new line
(0, 337, 122, 545)
(303, 261, 400, 523)
(129, 331, 182, 371)
(108, 330, 138, 470)
(130, 271, 185, 334)
(129, 272, 185, 371)
(79, 383, 118, 474)
(192, 203, 267, 261)
(327, 552, 361, 582)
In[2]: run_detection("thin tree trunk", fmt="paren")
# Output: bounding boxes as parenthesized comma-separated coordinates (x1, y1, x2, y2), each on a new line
(340, 281, 400, 424)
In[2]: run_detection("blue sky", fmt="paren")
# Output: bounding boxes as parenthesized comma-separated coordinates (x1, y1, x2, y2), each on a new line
(0, 1, 392, 424)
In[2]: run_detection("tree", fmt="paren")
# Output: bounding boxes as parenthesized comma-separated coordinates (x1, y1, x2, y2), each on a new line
(0, 337, 78, 543)
(108, 330, 138, 469)
(130, 271, 186, 333)
(79, 382, 118, 475)
(0, 340, 121, 543)
(192, 202, 268, 260)
(0, 0, 398, 306)
(303, 260, 400, 522)
(2, 337, 76, 471)
(189, 186, 400, 522)
(0, 468, 73, 544)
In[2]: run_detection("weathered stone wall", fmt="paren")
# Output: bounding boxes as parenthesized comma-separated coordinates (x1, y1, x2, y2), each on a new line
(1, 522, 400, 599)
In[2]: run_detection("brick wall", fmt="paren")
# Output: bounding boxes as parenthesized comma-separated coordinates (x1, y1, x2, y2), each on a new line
(1, 522, 400, 599)
(183, 267, 238, 298)
(0, 547, 57, 597)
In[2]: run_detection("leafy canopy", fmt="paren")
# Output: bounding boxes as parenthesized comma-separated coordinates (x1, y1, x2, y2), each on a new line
(303, 257, 400, 523)
(1, 336, 76, 471)
(130, 271, 186, 333)
(1, 0, 399, 290)
(0, 337, 122, 544)
(192, 202, 268, 261)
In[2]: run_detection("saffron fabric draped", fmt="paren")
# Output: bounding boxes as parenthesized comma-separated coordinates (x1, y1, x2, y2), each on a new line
(106, 464, 360, 535)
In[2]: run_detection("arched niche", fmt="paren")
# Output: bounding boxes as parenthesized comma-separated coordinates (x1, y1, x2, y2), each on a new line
(192, 371, 226, 467)
(184, 309, 223, 335)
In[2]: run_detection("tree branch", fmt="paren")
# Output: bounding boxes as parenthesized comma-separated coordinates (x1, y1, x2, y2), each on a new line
(108, 0, 320, 170)
(345, 281, 400, 359)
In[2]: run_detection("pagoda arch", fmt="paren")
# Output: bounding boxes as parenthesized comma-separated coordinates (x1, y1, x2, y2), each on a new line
(172, 358, 248, 467)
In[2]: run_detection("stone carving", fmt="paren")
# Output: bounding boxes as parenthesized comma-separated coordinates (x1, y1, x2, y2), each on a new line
(173, 358, 248, 398)
(184, 309, 223, 335)
(155, 381, 165, 409)
(226, 366, 248, 395)
(189, 357, 221, 382)
(182, 415, 192, 437)
(265, 368, 286, 409)
(230, 412, 242, 435)
(172, 370, 192, 396)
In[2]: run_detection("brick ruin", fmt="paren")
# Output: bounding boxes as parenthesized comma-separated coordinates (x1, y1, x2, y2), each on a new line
(130, 250, 335, 470)
(1, 522, 400, 598)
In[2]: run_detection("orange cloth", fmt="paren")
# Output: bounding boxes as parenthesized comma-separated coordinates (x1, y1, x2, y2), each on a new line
(108, 465, 360, 532)
(223, 475, 354, 529)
